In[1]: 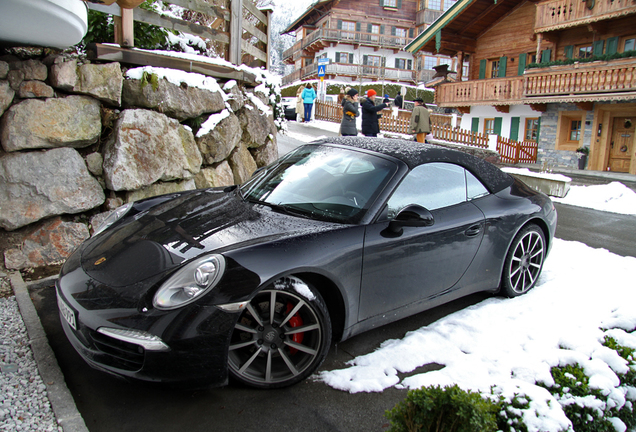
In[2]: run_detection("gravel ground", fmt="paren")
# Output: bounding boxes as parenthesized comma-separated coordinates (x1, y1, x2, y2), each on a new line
(0, 273, 61, 431)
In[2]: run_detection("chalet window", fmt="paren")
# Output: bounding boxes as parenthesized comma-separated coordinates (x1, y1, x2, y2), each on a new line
(393, 27, 408, 45)
(484, 118, 496, 135)
(623, 37, 636, 52)
(487, 58, 500, 78)
(428, 0, 442, 10)
(369, 24, 381, 43)
(443, 0, 457, 11)
(395, 59, 412, 70)
(419, 0, 426, 10)
(336, 52, 354, 64)
(569, 120, 582, 142)
(382, 0, 402, 7)
(576, 45, 593, 59)
(424, 56, 437, 70)
(556, 111, 585, 151)
(338, 20, 356, 40)
(363, 55, 382, 75)
(524, 118, 540, 142)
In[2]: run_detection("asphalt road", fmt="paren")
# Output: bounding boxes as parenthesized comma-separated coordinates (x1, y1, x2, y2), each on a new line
(28, 124, 636, 431)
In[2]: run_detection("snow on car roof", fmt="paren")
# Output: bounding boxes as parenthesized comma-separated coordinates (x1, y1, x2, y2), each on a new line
(311, 137, 514, 194)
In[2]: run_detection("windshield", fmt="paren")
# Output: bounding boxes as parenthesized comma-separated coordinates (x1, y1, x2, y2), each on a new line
(241, 145, 398, 223)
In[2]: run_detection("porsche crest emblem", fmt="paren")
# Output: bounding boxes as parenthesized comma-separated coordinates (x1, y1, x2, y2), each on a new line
(94, 257, 107, 266)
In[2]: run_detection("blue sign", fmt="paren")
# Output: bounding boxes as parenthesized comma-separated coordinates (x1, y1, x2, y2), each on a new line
(317, 64, 326, 77)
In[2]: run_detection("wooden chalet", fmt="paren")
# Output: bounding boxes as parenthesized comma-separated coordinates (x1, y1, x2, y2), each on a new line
(281, 0, 461, 87)
(406, 0, 636, 173)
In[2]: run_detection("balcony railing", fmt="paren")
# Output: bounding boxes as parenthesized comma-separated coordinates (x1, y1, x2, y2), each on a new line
(535, 0, 636, 32)
(282, 27, 415, 62)
(524, 57, 636, 97)
(435, 76, 524, 106)
(416, 9, 443, 26)
(282, 62, 416, 85)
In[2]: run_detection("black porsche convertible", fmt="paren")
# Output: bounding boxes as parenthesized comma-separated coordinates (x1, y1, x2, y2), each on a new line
(56, 137, 557, 389)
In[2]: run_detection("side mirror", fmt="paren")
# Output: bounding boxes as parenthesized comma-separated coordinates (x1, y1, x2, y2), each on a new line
(388, 204, 434, 235)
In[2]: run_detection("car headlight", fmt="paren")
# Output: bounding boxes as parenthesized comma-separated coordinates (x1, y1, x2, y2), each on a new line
(93, 203, 133, 236)
(153, 255, 226, 310)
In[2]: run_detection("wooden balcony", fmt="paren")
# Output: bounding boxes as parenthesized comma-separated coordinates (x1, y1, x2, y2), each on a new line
(416, 9, 443, 26)
(535, 0, 636, 32)
(524, 57, 636, 99)
(435, 76, 524, 107)
(281, 27, 414, 62)
(282, 62, 416, 86)
(435, 57, 636, 107)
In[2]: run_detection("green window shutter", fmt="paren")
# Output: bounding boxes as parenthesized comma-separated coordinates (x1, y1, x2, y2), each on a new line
(367, 23, 372, 33)
(564, 45, 574, 59)
(607, 37, 619, 55)
(335, 52, 340, 62)
(380, 25, 385, 34)
(593, 40, 605, 56)
(494, 117, 502, 136)
(471, 118, 479, 132)
(363, 55, 368, 65)
(407, 59, 412, 70)
(510, 117, 520, 141)
(391, 26, 397, 36)
(349, 53, 354, 63)
(398, 0, 402, 8)
(381, 56, 386, 67)
(409, 28, 414, 38)
(536, 118, 541, 142)
(356, 22, 361, 32)
(517, 53, 527, 76)
(337, 20, 342, 30)
(541, 49, 551, 63)
(499, 56, 507, 77)
(478, 59, 486, 79)
(380, 0, 384, 6)
(395, 58, 399, 68)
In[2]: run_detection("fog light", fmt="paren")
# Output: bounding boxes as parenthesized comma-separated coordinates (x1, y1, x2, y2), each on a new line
(97, 327, 170, 351)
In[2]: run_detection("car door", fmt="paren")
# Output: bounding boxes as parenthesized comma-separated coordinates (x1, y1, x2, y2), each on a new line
(358, 163, 487, 321)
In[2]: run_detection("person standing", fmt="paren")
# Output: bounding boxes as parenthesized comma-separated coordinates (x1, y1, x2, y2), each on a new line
(394, 91, 403, 109)
(301, 83, 316, 123)
(340, 88, 360, 136)
(295, 86, 304, 122)
(361, 89, 388, 137)
(409, 98, 432, 143)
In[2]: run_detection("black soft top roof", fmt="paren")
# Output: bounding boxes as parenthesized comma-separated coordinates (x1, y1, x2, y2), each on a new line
(312, 137, 513, 194)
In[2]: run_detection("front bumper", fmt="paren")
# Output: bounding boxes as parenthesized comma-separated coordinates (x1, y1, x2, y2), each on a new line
(56, 268, 239, 386)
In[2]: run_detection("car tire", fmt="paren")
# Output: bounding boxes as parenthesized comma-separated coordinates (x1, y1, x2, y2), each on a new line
(227, 276, 332, 389)
(501, 224, 546, 297)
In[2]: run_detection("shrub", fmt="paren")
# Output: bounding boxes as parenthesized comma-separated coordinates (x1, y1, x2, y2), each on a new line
(385, 384, 499, 432)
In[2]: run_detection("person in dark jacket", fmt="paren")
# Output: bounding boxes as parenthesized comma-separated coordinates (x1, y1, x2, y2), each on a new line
(340, 88, 359, 136)
(361, 89, 388, 137)
(394, 92, 403, 109)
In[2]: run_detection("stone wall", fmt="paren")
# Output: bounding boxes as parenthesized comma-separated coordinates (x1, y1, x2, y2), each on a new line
(0, 54, 280, 270)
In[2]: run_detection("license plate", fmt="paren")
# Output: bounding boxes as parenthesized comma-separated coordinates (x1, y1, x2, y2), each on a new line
(57, 291, 77, 331)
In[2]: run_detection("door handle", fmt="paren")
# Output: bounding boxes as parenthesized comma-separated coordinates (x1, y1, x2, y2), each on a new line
(465, 224, 481, 237)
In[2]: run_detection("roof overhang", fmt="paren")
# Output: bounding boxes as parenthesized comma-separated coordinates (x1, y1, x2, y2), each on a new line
(282, 0, 336, 35)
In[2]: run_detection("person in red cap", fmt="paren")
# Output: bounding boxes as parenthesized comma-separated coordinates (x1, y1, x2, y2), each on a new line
(361, 89, 388, 137)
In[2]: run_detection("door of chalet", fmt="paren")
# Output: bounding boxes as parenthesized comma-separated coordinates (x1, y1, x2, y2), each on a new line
(608, 117, 635, 173)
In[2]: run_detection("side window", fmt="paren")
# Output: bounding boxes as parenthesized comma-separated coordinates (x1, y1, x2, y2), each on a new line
(466, 170, 489, 200)
(387, 163, 466, 218)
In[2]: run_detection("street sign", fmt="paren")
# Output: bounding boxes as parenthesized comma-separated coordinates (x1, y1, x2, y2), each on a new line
(318, 58, 330, 65)
(317, 64, 326, 77)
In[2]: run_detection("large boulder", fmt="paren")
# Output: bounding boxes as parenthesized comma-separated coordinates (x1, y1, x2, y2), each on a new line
(223, 80, 245, 112)
(0, 147, 105, 230)
(238, 101, 277, 149)
(196, 111, 242, 165)
(251, 138, 278, 168)
(122, 75, 225, 121)
(0, 96, 101, 152)
(3, 218, 90, 270)
(229, 145, 258, 185)
(50, 59, 123, 106)
(125, 179, 196, 203)
(0, 80, 14, 117)
(103, 109, 202, 191)
(194, 161, 234, 189)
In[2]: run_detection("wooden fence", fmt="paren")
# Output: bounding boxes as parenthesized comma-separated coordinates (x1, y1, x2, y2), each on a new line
(314, 100, 538, 163)
(85, 0, 271, 69)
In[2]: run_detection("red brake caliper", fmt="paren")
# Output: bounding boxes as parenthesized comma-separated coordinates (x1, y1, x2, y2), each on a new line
(286, 302, 304, 355)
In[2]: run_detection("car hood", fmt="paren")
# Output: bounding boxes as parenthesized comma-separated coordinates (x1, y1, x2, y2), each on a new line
(78, 188, 338, 288)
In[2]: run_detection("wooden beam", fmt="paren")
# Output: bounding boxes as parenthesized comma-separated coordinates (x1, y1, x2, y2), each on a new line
(457, 106, 471, 114)
(495, 105, 510, 113)
(530, 103, 547, 112)
(229, 0, 243, 66)
(133, 8, 229, 44)
(121, 7, 134, 47)
(576, 101, 594, 111)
